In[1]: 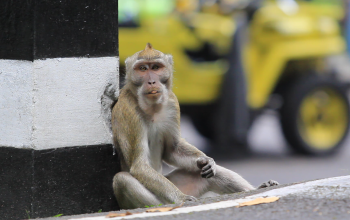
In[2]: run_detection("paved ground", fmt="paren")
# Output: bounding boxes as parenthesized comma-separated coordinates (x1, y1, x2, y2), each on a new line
(38, 176, 350, 220)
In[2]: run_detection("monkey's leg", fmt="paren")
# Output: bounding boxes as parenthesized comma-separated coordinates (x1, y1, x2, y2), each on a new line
(113, 172, 162, 209)
(207, 165, 255, 194)
(165, 166, 255, 197)
(165, 169, 210, 197)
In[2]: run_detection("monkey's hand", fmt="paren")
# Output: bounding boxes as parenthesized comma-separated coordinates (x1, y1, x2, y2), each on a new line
(196, 157, 216, 178)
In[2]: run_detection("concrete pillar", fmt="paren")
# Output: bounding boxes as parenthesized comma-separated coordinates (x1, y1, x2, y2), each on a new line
(0, 0, 119, 219)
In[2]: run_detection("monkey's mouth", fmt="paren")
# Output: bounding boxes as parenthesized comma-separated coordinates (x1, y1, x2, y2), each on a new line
(146, 90, 161, 95)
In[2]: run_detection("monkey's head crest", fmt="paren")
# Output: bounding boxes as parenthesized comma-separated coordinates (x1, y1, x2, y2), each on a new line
(137, 43, 163, 60)
(125, 43, 173, 78)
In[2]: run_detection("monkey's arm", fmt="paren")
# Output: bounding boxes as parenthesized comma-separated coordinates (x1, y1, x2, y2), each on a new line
(163, 138, 216, 178)
(163, 93, 216, 177)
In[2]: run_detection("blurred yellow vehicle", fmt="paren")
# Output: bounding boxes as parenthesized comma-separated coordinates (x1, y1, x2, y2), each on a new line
(118, 0, 350, 156)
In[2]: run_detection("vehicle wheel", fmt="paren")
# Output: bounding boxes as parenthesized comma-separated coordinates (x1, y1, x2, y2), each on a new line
(280, 75, 350, 156)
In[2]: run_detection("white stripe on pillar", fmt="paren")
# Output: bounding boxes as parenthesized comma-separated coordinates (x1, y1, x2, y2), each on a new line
(0, 57, 119, 150)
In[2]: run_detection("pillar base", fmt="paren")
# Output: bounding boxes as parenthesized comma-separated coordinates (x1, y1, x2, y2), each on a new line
(0, 144, 120, 220)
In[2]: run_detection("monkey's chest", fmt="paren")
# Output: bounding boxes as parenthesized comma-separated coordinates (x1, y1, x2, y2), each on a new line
(147, 129, 165, 173)
(148, 123, 171, 172)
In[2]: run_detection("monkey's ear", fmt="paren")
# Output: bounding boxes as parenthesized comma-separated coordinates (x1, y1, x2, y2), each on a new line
(125, 56, 132, 71)
(165, 54, 173, 66)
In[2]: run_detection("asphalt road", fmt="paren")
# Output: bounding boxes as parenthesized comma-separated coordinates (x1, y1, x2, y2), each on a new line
(180, 110, 350, 187)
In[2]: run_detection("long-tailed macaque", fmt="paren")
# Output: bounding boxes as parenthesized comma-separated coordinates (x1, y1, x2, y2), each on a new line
(112, 43, 278, 209)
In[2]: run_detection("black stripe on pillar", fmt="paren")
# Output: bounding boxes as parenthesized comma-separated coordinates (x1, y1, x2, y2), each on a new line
(0, 0, 34, 61)
(0, 145, 120, 220)
(0, 0, 118, 61)
(34, 0, 118, 59)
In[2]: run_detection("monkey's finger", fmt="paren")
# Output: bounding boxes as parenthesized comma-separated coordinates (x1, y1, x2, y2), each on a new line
(201, 171, 213, 178)
(202, 164, 212, 172)
(206, 173, 214, 178)
(201, 172, 214, 178)
(201, 168, 213, 176)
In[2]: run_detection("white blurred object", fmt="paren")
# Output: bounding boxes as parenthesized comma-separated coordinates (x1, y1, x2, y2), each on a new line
(327, 54, 350, 84)
(277, 0, 299, 15)
(248, 110, 289, 155)
(180, 115, 208, 151)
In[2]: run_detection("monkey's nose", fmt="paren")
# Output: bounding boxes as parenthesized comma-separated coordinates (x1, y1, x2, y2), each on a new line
(148, 81, 156, 85)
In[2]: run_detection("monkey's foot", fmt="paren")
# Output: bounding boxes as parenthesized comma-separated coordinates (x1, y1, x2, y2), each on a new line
(185, 195, 198, 202)
(257, 180, 279, 189)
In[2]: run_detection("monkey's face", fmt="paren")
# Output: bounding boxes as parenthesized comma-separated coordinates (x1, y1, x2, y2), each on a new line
(125, 43, 174, 105)
(133, 61, 171, 103)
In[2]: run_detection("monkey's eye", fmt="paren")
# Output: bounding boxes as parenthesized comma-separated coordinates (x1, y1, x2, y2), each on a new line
(152, 65, 159, 70)
(139, 66, 147, 71)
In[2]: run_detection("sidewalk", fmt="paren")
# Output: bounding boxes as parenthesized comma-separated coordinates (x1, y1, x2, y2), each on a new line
(38, 175, 350, 220)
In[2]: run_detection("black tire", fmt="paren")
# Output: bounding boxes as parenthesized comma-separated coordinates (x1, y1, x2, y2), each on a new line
(280, 75, 350, 156)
